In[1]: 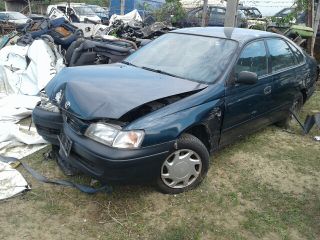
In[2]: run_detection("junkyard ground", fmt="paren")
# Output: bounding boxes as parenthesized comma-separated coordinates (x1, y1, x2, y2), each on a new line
(0, 90, 319, 240)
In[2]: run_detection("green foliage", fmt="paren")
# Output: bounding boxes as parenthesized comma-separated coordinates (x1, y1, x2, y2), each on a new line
(153, 0, 186, 24)
(0, 1, 5, 11)
(271, 0, 308, 27)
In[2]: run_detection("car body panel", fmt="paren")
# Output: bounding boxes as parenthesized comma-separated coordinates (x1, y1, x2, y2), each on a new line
(221, 73, 274, 145)
(45, 63, 207, 120)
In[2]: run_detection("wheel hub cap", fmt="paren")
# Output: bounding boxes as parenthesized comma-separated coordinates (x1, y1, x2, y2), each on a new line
(161, 149, 202, 189)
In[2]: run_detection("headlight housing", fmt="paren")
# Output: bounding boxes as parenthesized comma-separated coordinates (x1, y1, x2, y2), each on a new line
(39, 91, 59, 113)
(85, 123, 144, 149)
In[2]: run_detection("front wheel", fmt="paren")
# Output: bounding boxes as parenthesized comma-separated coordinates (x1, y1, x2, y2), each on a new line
(156, 134, 209, 194)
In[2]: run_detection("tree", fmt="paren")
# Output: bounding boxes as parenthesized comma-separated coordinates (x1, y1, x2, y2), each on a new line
(0, 1, 5, 11)
(153, 0, 186, 24)
(271, 0, 308, 26)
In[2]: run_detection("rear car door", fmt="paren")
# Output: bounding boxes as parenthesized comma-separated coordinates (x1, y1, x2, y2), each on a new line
(265, 38, 303, 121)
(220, 40, 273, 146)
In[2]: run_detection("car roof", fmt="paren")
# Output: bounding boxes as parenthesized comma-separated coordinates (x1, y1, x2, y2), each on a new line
(239, 6, 259, 10)
(0, 11, 23, 14)
(51, 2, 86, 6)
(172, 27, 280, 45)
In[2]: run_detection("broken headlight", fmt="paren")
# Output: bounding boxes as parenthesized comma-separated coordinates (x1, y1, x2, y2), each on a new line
(85, 123, 144, 149)
(39, 91, 59, 113)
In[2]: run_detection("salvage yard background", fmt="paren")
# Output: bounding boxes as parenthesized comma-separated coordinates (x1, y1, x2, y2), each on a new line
(0, 88, 319, 240)
(1, 0, 320, 239)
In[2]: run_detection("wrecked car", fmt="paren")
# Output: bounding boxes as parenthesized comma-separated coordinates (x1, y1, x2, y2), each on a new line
(0, 11, 30, 26)
(33, 27, 318, 194)
(47, 3, 101, 23)
(181, 5, 247, 28)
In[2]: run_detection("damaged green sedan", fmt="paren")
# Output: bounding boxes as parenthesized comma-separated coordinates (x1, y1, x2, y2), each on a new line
(33, 27, 318, 194)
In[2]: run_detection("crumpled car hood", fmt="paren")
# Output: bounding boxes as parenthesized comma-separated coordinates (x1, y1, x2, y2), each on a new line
(46, 63, 207, 120)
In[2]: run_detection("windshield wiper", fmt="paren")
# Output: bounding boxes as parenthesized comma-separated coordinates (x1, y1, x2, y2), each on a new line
(121, 61, 137, 67)
(141, 66, 182, 79)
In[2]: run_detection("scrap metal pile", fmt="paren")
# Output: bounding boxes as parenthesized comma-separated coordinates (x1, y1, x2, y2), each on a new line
(0, 21, 17, 35)
(1, 10, 174, 64)
(106, 19, 175, 45)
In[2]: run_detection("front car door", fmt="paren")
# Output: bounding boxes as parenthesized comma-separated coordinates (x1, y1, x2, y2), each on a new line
(220, 39, 274, 146)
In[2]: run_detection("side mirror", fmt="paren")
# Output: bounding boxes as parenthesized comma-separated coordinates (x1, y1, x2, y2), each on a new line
(235, 71, 258, 85)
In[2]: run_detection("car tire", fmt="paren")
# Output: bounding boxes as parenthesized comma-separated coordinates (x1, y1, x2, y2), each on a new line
(276, 92, 304, 129)
(156, 133, 209, 194)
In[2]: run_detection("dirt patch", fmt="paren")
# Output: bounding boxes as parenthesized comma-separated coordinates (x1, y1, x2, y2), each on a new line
(226, 150, 320, 195)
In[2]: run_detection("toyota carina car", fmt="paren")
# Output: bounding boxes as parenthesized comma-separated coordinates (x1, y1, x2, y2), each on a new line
(33, 27, 318, 194)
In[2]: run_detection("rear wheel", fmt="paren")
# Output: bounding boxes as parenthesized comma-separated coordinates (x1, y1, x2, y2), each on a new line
(277, 93, 304, 129)
(156, 134, 209, 194)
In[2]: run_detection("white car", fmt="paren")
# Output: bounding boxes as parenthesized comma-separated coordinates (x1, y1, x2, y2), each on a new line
(0, 11, 30, 25)
(47, 3, 101, 23)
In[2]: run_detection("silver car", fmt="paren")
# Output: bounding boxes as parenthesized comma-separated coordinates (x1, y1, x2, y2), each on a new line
(0, 11, 30, 25)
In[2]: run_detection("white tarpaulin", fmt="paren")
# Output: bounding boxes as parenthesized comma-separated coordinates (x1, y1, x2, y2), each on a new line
(109, 9, 142, 25)
(0, 161, 30, 200)
(0, 123, 47, 158)
(0, 39, 65, 96)
(0, 94, 40, 123)
(0, 38, 64, 200)
(0, 38, 63, 163)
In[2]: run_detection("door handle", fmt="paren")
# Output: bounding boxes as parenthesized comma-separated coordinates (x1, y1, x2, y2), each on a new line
(264, 86, 272, 95)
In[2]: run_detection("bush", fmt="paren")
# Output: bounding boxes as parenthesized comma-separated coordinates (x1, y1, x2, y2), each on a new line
(0, 1, 5, 11)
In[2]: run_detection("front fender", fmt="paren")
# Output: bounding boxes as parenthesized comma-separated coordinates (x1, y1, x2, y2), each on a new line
(130, 99, 224, 148)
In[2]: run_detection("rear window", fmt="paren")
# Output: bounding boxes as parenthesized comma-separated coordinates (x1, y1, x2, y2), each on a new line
(287, 42, 305, 64)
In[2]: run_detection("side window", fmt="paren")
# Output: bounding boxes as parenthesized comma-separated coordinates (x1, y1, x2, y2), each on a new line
(266, 38, 296, 72)
(287, 42, 304, 64)
(235, 41, 268, 77)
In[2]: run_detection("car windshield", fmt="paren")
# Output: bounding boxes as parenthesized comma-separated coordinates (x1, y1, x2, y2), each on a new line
(125, 33, 238, 84)
(8, 12, 27, 20)
(253, 9, 261, 16)
(275, 8, 294, 17)
(73, 6, 95, 16)
(241, 8, 260, 18)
